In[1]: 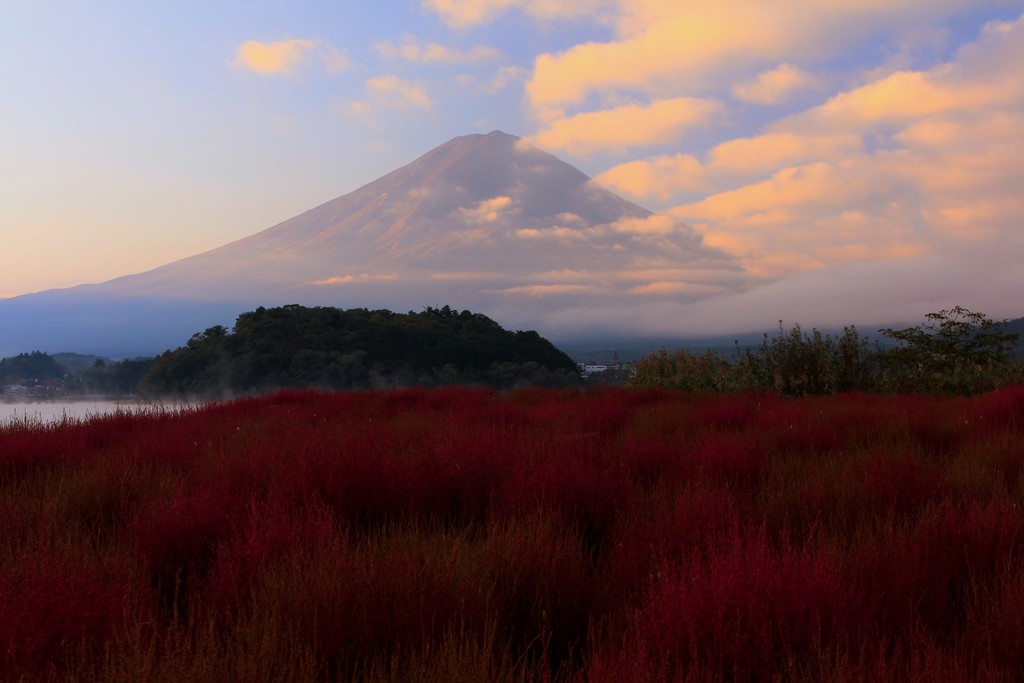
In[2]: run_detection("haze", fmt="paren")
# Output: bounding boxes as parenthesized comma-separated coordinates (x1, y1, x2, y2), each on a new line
(2, 1, 1023, 352)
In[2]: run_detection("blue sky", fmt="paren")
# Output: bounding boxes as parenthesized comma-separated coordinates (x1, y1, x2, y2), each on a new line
(3, 0, 1023, 327)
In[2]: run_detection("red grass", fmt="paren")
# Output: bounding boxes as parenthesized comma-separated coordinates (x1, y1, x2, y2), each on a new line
(592, 532, 867, 682)
(0, 550, 144, 676)
(1, 384, 1023, 680)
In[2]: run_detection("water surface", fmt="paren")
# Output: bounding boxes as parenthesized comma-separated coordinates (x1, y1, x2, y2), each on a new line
(1, 400, 192, 425)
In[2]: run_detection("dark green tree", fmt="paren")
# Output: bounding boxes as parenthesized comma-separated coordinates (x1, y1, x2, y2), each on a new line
(140, 305, 580, 397)
(80, 357, 157, 395)
(0, 351, 68, 384)
(879, 306, 1020, 393)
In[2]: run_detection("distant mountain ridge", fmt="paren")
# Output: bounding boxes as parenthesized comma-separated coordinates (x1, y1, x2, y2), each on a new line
(0, 131, 729, 357)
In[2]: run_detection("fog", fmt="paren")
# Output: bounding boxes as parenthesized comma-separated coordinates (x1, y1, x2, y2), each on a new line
(0, 400, 196, 426)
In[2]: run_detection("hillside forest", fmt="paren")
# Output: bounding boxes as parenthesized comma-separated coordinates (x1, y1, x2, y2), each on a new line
(1, 305, 581, 398)
(2, 305, 1021, 399)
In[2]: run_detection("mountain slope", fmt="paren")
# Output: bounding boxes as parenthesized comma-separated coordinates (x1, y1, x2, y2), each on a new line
(0, 131, 735, 357)
(100, 131, 667, 299)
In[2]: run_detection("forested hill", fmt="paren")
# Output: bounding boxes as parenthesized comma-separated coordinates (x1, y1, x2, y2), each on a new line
(140, 305, 580, 397)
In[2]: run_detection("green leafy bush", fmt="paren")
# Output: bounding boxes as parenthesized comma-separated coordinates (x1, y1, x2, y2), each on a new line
(632, 323, 879, 396)
(878, 306, 1021, 394)
(631, 308, 1021, 396)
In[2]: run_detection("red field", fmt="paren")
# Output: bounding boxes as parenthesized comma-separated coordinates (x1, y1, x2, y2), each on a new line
(2, 386, 1024, 681)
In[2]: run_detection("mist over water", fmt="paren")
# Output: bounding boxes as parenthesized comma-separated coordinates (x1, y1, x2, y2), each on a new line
(0, 400, 195, 425)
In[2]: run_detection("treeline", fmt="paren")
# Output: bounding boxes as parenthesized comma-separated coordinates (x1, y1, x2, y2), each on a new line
(631, 307, 1023, 396)
(141, 304, 580, 397)
(78, 358, 158, 395)
(0, 351, 155, 396)
(0, 351, 67, 384)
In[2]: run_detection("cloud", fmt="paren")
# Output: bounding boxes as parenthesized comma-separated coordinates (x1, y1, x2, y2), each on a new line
(789, 71, 967, 131)
(528, 97, 722, 155)
(587, 10, 1024, 290)
(499, 283, 603, 297)
(708, 133, 862, 176)
(628, 281, 729, 296)
(312, 273, 397, 285)
(596, 154, 706, 200)
(455, 65, 528, 93)
(525, 1, 1001, 115)
(343, 100, 375, 117)
(234, 39, 313, 75)
(318, 45, 353, 74)
(460, 196, 514, 222)
(486, 65, 527, 93)
(366, 75, 433, 109)
(611, 214, 678, 235)
(596, 133, 861, 201)
(732, 63, 817, 105)
(527, 5, 781, 112)
(313, 275, 356, 285)
(505, 254, 1024, 339)
(515, 226, 589, 240)
(233, 39, 350, 76)
(376, 37, 501, 63)
(421, 0, 614, 28)
(663, 152, 948, 280)
(777, 13, 1024, 136)
(431, 271, 501, 281)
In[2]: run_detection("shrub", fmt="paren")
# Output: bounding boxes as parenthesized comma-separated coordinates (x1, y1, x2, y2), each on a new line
(879, 306, 1021, 394)
(632, 308, 1022, 396)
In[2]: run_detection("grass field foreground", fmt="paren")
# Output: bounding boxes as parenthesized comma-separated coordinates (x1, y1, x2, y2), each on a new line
(2, 385, 1024, 681)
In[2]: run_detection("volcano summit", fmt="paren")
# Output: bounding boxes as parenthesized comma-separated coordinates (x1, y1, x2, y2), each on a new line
(0, 131, 737, 357)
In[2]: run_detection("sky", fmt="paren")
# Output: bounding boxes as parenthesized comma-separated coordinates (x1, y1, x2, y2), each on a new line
(3, 0, 1024, 330)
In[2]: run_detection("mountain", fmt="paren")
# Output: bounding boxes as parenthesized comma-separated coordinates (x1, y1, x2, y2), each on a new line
(0, 131, 734, 357)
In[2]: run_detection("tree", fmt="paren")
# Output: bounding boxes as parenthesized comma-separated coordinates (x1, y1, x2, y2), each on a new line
(879, 306, 1020, 393)
(139, 304, 581, 397)
(0, 351, 68, 383)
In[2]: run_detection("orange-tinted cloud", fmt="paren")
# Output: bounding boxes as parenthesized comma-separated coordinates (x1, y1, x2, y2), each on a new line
(342, 100, 375, 117)
(732, 63, 817, 105)
(528, 97, 721, 154)
(708, 133, 862, 176)
(460, 196, 514, 222)
(525, 1, 998, 115)
(233, 39, 350, 75)
(312, 273, 398, 285)
(527, 6, 769, 112)
(611, 214, 678, 235)
(627, 281, 728, 296)
(366, 75, 433, 109)
(596, 132, 862, 201)
(778, 15, 1024, 135)
(376, 37, 501, 63)
(421, 0, 613, 28)
(793, 71, 965, 130)
(485, 65, 527, 93)
(515, 227, 589, 240)
(594, 10, 1024, 285)
(668, 155, 938, 279)
(499, 283, 603, 296)
(313, 275, 355, 285)
(595, 154, 706, 200)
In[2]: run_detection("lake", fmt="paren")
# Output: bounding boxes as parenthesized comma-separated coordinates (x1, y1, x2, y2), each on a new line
(0, 400, 194, 425)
